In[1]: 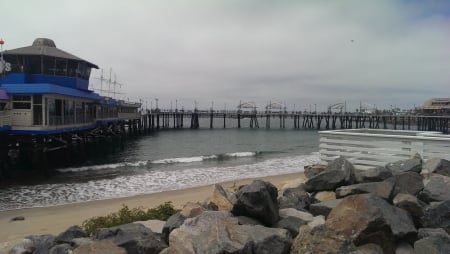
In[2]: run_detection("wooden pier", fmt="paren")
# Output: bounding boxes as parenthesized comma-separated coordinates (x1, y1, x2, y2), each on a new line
(137, 111, 450, 134)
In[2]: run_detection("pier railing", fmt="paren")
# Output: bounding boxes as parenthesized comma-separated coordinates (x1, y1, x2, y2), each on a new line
(319, 129, 450, 170)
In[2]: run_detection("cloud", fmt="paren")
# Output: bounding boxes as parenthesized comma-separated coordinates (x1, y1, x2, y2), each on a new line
(2, 0, 449, 110)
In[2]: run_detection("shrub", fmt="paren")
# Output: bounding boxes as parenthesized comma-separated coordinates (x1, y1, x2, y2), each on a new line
(81, 201, 179, 236)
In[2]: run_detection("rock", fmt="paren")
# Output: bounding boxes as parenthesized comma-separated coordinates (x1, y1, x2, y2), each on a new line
(55, 225, 86, 244)
(94, 223, 167, 254)
(8, 238, 35, 254)
(25, 234, 56, 254)
(335, 181, 393, 200)
(309, 199, 343, 218)
(209, 184, 237, 211)
(386, 158, 422, 175)
(326, 194, 416, 253)
(10, 216, 25, 222)
(277, 185, 311, 211)
(418, 174, 450, 203)
(414, 232, 450, 254)
(49, 243, 72, 254)
(73, 240, 126, 254)
(167, 211, 291, 254)
(304, 170, 352, 192)
(279, 208, 314, 222)
(393, 193, 425, 227)
(180, 202, 206, 218)
(133, 219, 165, 234)
(394, 242, 414, 254)
(421, 200, 450, 234)
(237, 216, 262, 225)
(162, 212, 185, 244)
(348, 243, 384, 254)
(327, 156, 356, 182)
(418, 228, 450, 239)
(291, 224, 356, 254)
(275, 216, 307, 237)
(231, 180, 279, 226)
(71, 237, 94, 248)
(354, 166, 393, 183)
(313, 191, 336, 202)
(307, 215, 326, 228)
(385, 172, 424, 199)
(304, 164, 327, 179)
(421, 158, 450, 177)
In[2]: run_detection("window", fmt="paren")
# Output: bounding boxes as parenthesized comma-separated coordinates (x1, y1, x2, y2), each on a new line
(12, 95, 31, 109)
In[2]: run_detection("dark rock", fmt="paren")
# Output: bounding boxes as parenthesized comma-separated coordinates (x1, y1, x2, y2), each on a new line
(231, 180, 279, 226)
(167, 211, 291, 254)
(94, 223, 167, 254)
(275, 216, 307, 237)
(418, 174, 450, 203)
(354, 166, 393, 183)
(422, 158, 450, 177)
(73, 239, 126, 254)
(348, 243, 384, 254)
(11, 216, 25, 221)
(394, 242, 414, 254)
(414, 233, 450, 254)
(49, 243, 72, 254)
(55, 225, 86, 244)
(162, 212, 185, 244)
(237, 215, 262, 225)
(304, 164, 327, 179)
(335, 181, 393, 200)
(386, 158, 422, 175)
(309, 199, 343, 218)
(393, 193, 425, 227)
(277, 185, 311, 211)
(421, 200, 450, 234)
(304, 170, 352, 192)
(25, 234, 56, 254)
(326, 194, 416, 254)
(327, 156, 356, 183)
(385, 172, 423, 199)
(418, 228, 450, 239)
(291, 224, 356, 254)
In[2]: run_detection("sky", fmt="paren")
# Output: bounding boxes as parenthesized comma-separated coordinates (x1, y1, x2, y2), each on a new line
(1, 0, 450, 111)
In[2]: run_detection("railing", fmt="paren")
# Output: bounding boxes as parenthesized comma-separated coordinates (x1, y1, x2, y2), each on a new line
(319, 129, 450, 170)
(0, 111, 11, 127)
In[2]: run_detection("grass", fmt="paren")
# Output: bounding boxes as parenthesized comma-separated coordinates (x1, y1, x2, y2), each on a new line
(81, 201, 180, 236)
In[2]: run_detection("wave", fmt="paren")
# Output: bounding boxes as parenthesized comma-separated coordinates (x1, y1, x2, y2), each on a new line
(57, 151, 259, 173)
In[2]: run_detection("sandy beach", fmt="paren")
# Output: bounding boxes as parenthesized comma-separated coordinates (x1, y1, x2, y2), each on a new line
(0, 172, 306, 251)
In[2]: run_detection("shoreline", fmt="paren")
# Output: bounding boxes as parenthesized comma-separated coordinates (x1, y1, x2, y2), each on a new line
(0, 172, 305, 249)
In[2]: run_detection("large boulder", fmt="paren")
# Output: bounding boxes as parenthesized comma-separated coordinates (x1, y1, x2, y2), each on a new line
(418, 228, 450, 239)
(385, 158, 422, 175)
(277, 185, 311, 211)
(309, 199, 343, 218)
(304, 164, 327, 179)
(208, 184, 237, 211)
(304, 170, 353, 192)
(335, 181, 393, 200)
(94, 223, 167, 254)
(327, 157, 357, 182)
(291, 224, 356, 254)
(8, 239, 35, 254)
(421, 158, 450, 177)
(133, 219, 165, 234)
(180, 202, 206, 218)
(167, 211, 291, 254)
(326, 194, 416, 253)
(418, 174, 450, 203)
(421, 200, 450, 234)
(275, 216, 307, 238)
(279, 208, 314, 222)
(313, 191, 336, 202)
(414, 231, 450, 254)
(354, 166, 393, 183)
(55, 225, 86, 244)
(393, 193, 425, 227)
(162, 212, 186, 243)
(231, 180, 279, 226)
(72, 239, 126, 254)
(25, 234, 56, 254)
(385, 172, 423, 199)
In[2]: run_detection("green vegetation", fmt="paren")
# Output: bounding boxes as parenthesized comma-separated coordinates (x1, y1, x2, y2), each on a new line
(81, 201, 179, 236)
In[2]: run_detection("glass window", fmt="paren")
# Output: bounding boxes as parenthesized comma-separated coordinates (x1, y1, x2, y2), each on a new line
(13, 95, 31, 101)
(13, 102, 31, 109)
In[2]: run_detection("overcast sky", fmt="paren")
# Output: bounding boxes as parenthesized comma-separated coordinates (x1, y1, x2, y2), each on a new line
(2, 0, 450, 111)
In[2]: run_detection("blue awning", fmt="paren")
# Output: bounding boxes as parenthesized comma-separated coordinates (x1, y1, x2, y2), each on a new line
(0, 83, 102, 100)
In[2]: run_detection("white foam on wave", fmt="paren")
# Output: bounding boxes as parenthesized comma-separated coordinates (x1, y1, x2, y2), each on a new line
(0, 152, 320, 211)
(151, 155, 218, 164)
(225, 152, 256, 157)
(58, 160, 149, 173)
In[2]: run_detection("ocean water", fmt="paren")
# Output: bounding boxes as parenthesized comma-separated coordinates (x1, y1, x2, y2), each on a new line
(0, 119, 320, 211)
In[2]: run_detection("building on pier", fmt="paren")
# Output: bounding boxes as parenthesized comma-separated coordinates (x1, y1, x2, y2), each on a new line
(422, 98, 450, 115)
